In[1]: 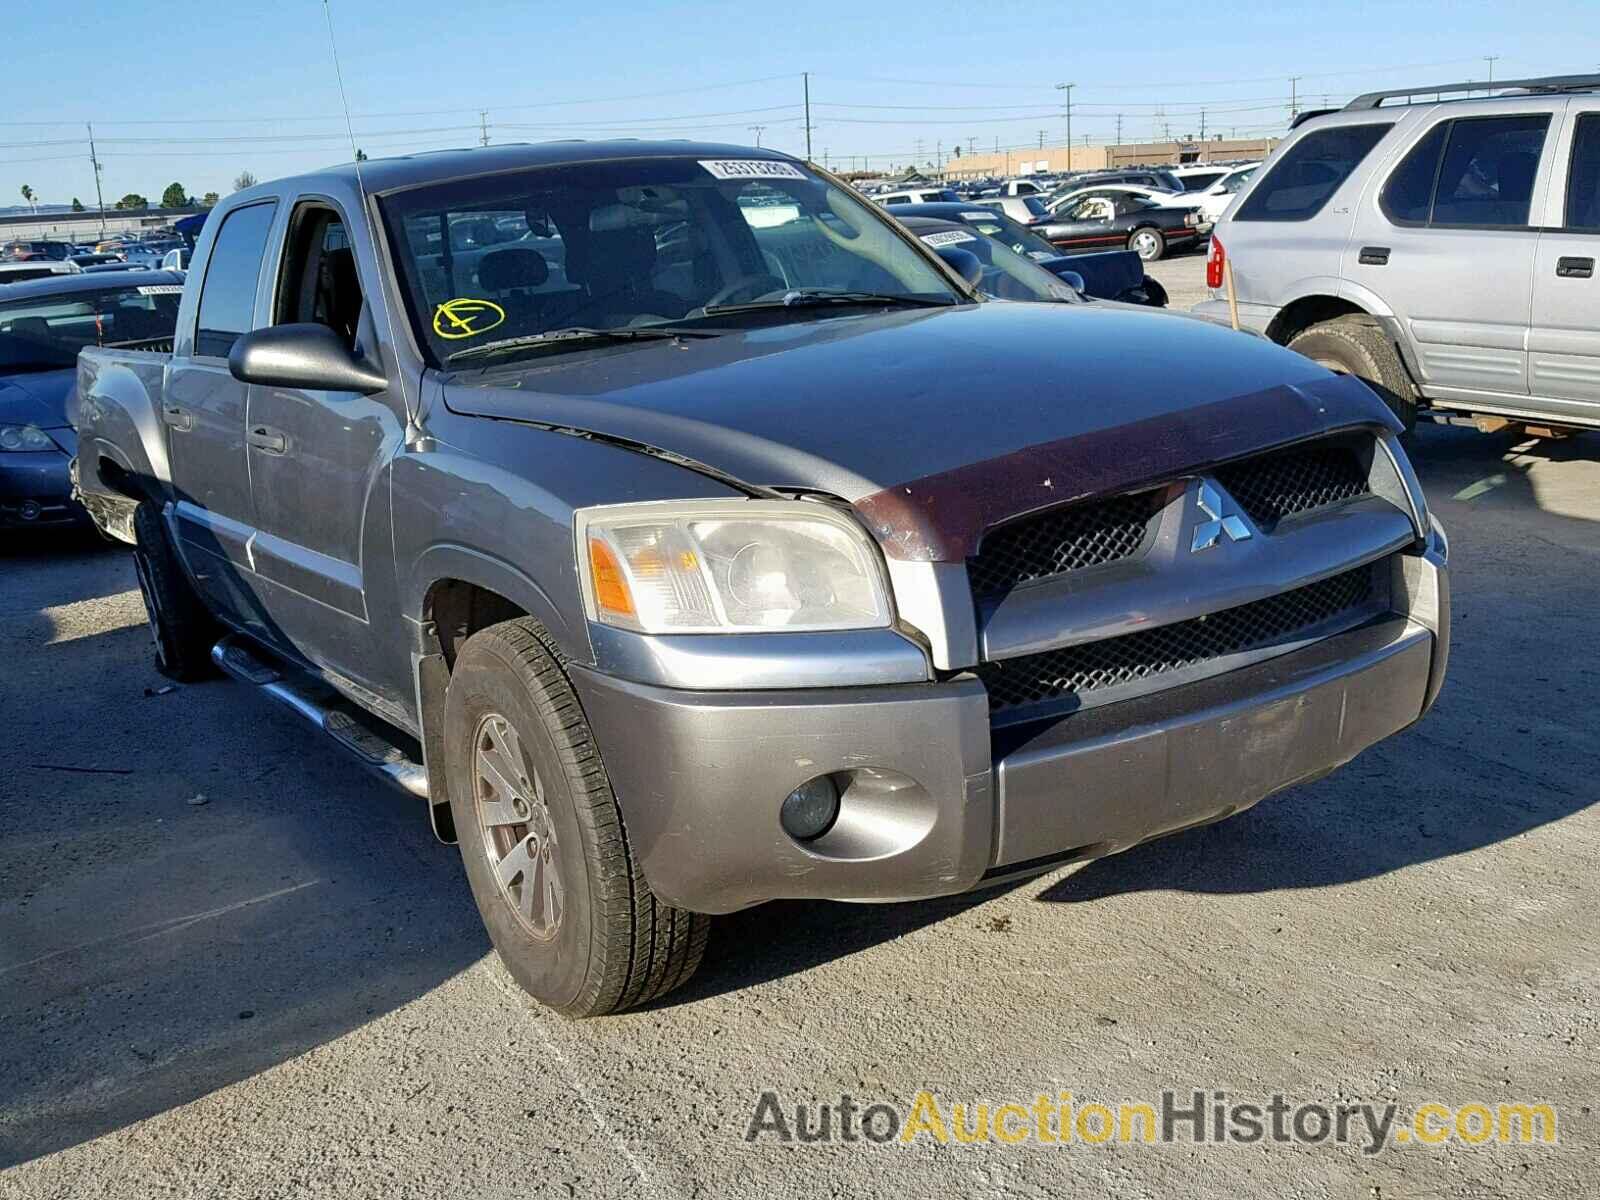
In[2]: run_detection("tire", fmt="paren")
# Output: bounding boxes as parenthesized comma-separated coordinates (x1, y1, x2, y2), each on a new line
(1128, 226, 1166, 262)
(444, 618, 708, 1017)
(131, 501, 218, 681)
(1287, 315, 1419, 431)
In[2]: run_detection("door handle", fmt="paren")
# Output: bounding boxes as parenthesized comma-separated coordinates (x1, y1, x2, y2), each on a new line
(1359, 246, 1390, 266)
(1556, 256, 1594, 279)
(246, 425, 288, 454)
(161, 404, 192, 431)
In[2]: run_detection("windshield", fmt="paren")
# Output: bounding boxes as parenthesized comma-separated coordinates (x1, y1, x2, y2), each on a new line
(915, 227, 1077, 304)
(952, 209, 1060, 260)
(379, 157, 961, 366)
(0, 283, 182, 369)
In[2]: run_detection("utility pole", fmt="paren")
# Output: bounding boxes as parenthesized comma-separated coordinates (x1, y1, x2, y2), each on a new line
(1038, 129, 1045, 150)
(803, 72, 814, 159)
(1484, 55, 1500, 91)
(967, 137, 976, 157)
(914, 138, 924, 166)
(479, 110, 490, 147)
(86, 122, 107, 236)
(935, 140, 943, 175)
(1288, 77, 1302, 123)
(747, 125, 766, 147)
(1115, 113, 1123, 146)
(1199, 108, 1207, 141)
(823, 147, 829, 169)
(1055, 82, 1075, 167)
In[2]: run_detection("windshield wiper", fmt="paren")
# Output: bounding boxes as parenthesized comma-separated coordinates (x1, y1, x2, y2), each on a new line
(445, 325, 720, 366)
(702, 289, 956, 316)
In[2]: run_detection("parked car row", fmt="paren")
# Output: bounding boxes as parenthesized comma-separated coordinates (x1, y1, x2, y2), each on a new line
(869, 164, 1253, 261)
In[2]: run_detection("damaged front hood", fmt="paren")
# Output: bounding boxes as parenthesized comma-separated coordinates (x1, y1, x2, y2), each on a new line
(443, 302, 1397, 560)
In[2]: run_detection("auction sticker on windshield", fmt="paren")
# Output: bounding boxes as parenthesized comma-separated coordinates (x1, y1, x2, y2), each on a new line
(136, 285, 183, 295)
(433, 298, 506, 340)
(700, 160, 808, 181)
(921, 230, 978, 248)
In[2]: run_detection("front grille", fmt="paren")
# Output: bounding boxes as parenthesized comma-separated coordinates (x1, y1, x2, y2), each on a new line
(978, 562, 1379, 717)
(968, 489, 1164, 598)
(1214, 438, 1370, 530)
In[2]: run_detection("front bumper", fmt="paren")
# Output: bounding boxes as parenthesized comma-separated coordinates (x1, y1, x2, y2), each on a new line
(574, 527, 1449, 915)
(0, 445, 84, 528)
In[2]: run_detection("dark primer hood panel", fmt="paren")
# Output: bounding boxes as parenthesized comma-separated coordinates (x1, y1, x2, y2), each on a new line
(856, 371, 1397, 560)
(443, 302, 1398, 561)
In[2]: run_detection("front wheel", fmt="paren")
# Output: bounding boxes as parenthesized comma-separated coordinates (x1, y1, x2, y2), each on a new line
(444, 618, 709, 1016)
(1128, 226, 1166, 262)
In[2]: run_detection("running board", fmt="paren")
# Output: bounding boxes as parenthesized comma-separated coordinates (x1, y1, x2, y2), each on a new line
(210, 636, 431, 800)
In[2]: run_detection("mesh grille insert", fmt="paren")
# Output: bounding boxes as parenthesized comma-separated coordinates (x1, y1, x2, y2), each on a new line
(978, 563, 1379, 717)
(968, 489, 1164, 598)
(1213, 438, 1370, 530)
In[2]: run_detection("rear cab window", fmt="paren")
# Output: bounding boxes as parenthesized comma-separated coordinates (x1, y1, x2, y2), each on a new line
(194, 201, 278, 358)
(1235, 123, 1392, 221)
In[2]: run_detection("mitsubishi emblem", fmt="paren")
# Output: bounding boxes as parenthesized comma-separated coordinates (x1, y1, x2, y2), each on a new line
(1190, 481, 1252, 552)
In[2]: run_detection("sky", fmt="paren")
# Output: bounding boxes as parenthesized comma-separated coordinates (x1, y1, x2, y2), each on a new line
(2, 0, 1594, 206)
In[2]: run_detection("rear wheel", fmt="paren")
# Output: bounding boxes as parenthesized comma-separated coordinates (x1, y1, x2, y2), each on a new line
(1288, 315, 1419, 431)
(131, 501, 217, 681)
(1128, 226, 1166, 262)
(444, 618, 708, 1016)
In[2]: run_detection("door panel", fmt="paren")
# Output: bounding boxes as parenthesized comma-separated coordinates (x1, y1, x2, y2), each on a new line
(164, 200, 279, 624)
(243, 201, 409, 702)
(1344, 108, 1557, 398)
(1529, 105, 1600, 414)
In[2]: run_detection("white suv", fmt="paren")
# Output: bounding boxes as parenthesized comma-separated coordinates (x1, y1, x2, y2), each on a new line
(1195, 75, 1600, 432)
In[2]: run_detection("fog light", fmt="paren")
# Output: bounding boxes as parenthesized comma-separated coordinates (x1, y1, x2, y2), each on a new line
(780, 775, 840, 842)
(19, 500, 41, 522)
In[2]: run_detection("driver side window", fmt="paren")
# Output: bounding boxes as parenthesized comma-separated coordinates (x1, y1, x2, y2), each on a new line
(274, 204, 364, 351)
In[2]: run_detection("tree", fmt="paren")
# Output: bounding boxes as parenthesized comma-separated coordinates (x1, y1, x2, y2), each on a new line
(115, 193, 149, 211)
(355, 148, 368, 162)
(201, 192, 220, 207)
(19, 184, 35, 213)
(160, 182, 189, 209)
(233, 171, 258, 192)
(71, 197, 85, 212)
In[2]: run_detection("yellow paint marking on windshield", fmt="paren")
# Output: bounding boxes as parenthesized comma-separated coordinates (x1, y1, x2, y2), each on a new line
(433, 298, 506, 340)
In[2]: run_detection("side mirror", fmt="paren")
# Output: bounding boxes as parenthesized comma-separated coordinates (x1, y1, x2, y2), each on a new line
(228, 323, 388, 395)
(934, 245, 983, 287)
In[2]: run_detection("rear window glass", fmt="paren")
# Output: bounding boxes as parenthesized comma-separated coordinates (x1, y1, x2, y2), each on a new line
(195, 201, 278, 357)
(1568, 113, 1600, 230)
(1431, 115, 1549, 227)
(1381, 124, 1449, 224)
(1236, 123, 1391, 221)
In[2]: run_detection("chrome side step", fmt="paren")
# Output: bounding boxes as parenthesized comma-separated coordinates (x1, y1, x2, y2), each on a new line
(210, 636, 430, 800)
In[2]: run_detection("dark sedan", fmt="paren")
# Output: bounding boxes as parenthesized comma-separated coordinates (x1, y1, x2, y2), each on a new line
(1040, 190, 1202, 261)
(0, 269, 182, 530)
(889, 202, 1168, 306)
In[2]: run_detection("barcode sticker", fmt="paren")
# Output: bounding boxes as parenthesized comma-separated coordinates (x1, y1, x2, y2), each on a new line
(136, 285, 183, 295)
(921, 230, 978, 248)
(699, 159, 808, 181)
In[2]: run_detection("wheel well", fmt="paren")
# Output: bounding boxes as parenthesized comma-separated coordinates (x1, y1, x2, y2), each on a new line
(1266, 295, 1365, 346)
(424, 579, 528, 669)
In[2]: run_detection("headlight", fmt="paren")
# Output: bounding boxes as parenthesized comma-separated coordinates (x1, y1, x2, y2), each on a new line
(0, 425, 56, 452)
(576, 500, 893, 634)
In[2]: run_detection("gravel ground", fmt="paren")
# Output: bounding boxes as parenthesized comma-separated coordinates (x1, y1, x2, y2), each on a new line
(3, 281, 1597, 1197)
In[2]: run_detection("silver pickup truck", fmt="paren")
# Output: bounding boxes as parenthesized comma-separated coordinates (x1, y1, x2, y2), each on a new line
(72, 142, 1450, 1016)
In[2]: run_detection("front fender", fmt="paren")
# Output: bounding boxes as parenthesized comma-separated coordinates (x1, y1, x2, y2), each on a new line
(405, 541, 583, 663)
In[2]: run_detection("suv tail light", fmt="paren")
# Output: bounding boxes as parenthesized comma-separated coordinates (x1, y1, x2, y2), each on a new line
(1207, 237, 1226, 289)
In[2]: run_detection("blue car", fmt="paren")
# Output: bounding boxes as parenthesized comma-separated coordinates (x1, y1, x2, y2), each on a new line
(0, 269, 182, 530)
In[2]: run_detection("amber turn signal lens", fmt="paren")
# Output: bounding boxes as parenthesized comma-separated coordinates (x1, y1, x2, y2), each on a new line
(588, 537, 635, 617)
